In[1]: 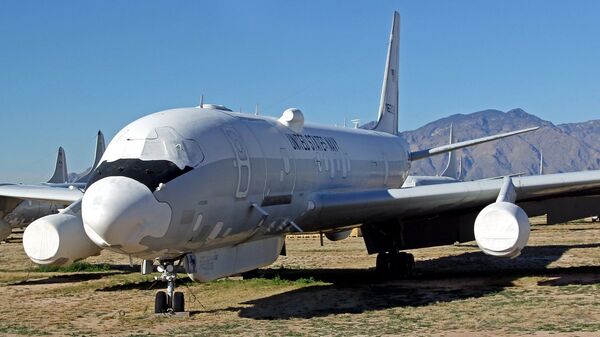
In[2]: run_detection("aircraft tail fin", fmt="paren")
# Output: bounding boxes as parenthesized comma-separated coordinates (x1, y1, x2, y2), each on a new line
(76, 130, 106, 183)
(372, 11, 400, 135)
(440, 125, 460, 179)
(47, 147, 68, 184)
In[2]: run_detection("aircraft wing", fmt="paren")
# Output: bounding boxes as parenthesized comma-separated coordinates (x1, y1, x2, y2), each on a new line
(299, 170, 600, 232)
(0, 184, 83, 204)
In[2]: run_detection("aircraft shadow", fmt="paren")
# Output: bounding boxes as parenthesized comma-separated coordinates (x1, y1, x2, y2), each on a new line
(8, 264, 137, 286)
(10, 271, 121, 286)
(236, 242, 600, 320)
(96, 277, 194, 292)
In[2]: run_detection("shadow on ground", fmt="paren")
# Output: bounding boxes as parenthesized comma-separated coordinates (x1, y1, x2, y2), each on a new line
(234, 243, 600, 319)
(10, 272, 121, 286)
(96, 276, 194, 292)
(8, 264, 137, 286)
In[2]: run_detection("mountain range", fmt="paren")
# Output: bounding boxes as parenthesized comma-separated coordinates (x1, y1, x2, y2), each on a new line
(398, 108, 600, 180)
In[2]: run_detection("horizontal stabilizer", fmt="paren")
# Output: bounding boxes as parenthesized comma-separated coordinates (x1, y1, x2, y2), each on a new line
(409, 127, 538, 161)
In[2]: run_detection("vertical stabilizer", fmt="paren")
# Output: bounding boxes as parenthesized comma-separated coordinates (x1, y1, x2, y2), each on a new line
(47, 147, 68, 184)
(76, 130, 106, 183)
(440, 125, 460, 179)
(372, 11, 400, 135)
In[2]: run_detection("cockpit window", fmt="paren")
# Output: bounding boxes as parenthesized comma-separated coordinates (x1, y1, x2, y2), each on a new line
(103, 127, 204, 169)
(86, 159, 193, 191)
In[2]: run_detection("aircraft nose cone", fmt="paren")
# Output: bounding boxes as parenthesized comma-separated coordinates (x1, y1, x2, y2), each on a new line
(81, 176, 172, 254)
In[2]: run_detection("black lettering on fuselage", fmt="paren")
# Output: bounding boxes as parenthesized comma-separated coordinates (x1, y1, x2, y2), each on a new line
(286, 134, 340, 152)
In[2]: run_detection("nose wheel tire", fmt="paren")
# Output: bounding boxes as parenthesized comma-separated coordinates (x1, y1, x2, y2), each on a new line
(173, 292, 185, 312)
(154, 291, 167, 313)
(376, 251, 414, 279)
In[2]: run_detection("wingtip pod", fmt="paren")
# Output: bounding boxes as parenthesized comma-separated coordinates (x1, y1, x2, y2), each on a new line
(372, 11, 400, 135)
(47, 147, 68, 184)
(23, 202, 101, 266)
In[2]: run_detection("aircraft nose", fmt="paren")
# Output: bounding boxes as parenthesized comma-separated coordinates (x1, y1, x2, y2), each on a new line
(81, 176, 172, 254)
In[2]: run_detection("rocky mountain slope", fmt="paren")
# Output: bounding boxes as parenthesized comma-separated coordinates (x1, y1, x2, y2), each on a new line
(398, 108, 600, 180)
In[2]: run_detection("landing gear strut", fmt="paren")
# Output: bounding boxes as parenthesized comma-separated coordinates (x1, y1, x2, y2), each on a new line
(154, 260, 185, 314)
(376, 251, 414, 279)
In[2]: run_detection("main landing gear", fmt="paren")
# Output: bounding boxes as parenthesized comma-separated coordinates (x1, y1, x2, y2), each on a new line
(154, 260, 185, 314)
(376, 251, 415, 279)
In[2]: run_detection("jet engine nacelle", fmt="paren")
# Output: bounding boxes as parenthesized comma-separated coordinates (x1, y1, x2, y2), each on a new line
(23, 212, 102, 266)
(474, 201, 530, 258)
(324, 229, 352, 241)
(0, 219, 11, 242)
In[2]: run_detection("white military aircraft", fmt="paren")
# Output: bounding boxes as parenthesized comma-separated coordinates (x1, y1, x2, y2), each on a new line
(0, 131, 105, 241)
(7, 12, 600, 314)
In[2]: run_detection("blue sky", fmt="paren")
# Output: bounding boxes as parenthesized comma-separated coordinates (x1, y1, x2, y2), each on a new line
(1, 1, 599, 182)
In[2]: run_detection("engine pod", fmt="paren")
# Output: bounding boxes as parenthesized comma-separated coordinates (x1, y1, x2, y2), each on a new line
(474, 201, 530, 258)
(23, 212, 102, 266)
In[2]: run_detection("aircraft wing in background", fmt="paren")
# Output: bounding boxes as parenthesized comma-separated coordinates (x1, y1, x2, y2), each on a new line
(0, 184, 82, 204)
(0, 131, 104, 241)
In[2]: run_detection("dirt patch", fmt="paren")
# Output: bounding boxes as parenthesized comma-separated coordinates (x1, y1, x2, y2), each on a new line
(1, 220, 600, 336)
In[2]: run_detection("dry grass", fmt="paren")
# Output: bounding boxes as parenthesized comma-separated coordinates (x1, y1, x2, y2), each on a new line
(1, 218, 600, 336)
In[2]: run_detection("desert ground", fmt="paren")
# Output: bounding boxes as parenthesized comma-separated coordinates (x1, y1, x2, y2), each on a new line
(1, 218, 600, 336)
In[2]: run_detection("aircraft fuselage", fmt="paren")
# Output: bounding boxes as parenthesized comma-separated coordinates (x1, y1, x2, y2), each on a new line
(82, 107, 410, 260)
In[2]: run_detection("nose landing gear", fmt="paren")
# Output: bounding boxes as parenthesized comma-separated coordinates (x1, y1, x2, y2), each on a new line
(154, 260, 186, 315)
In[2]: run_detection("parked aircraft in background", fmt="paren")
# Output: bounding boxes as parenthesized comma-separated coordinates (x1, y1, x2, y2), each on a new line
(5, 12, 600, 314)
(0, 131, 105, 241)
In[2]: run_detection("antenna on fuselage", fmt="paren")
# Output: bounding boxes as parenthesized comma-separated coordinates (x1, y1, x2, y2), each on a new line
(351, 119, 361, 129)
(199, 94, 204, 108)
(255, 104, 260, 116)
